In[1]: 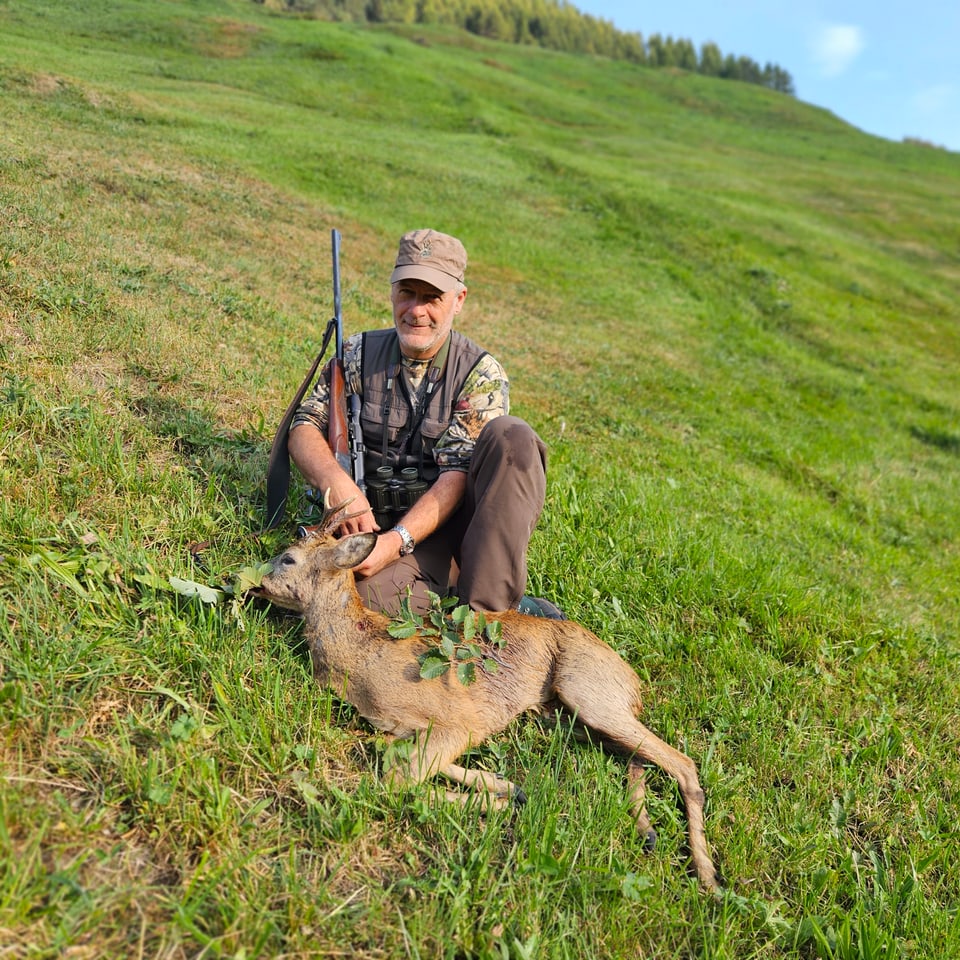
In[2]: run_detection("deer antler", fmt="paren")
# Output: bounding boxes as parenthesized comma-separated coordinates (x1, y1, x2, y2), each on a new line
(298, 489, 369, 540)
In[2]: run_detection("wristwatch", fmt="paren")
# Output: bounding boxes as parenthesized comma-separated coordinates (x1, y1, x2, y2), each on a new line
(392, 524, 416, 556)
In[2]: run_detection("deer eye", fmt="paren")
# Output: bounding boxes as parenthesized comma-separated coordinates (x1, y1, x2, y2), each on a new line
(280, 554, 297, 567)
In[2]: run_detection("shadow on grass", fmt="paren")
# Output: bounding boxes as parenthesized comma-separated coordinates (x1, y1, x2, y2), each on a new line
(910, 425, 960, 455)
(129, 388, 271, 514)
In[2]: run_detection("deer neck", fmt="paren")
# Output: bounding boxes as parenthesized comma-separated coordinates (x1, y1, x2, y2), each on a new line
(301, 574, 385, 687)
(301, 570, 381, 642)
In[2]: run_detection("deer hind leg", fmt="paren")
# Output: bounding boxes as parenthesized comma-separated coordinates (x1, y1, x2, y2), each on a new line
(382, 726, 522, 811)
(597, 717, 719, 891)
(553, 641, 719, 890)
(626, 757, 657, 852)
(539, 706, 655, 847)
(550, 715, 657, 851)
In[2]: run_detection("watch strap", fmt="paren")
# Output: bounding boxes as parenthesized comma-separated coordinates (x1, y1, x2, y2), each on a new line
(392, 524, 416, 556)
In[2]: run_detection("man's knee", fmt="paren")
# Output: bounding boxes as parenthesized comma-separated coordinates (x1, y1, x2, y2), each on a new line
(475, 416, 546, 473)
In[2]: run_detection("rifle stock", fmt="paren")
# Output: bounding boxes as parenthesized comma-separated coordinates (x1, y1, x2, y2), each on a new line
(326, 355, 351, 476)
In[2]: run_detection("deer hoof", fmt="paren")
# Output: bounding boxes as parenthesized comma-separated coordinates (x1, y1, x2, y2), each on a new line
(643, 828, 657, 853)
(512, 788, 528, 807)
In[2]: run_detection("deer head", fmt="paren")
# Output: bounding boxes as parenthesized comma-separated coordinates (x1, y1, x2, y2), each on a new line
(254, 493, 376, 613)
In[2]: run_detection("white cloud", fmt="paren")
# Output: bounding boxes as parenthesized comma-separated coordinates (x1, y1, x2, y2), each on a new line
(812, 24, 865, 78)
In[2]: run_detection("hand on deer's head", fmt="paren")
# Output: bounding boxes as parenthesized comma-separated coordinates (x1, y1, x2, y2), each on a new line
(253, 494, 378, 613)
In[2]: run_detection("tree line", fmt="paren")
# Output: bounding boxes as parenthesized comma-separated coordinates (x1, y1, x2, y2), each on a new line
(257, 0, 796, 95)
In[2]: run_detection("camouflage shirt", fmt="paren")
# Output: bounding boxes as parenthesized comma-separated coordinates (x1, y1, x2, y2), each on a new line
(291, 331, 509, 473)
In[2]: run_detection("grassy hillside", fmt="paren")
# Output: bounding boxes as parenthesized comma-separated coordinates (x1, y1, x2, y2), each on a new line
(2, 0, 958, 957)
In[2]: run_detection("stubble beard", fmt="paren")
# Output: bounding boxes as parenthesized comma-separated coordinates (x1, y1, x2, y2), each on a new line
(396, 321, 446, 360)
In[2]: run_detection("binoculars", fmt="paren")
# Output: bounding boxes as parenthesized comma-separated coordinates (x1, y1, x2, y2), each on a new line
(366, 466, 428, 529)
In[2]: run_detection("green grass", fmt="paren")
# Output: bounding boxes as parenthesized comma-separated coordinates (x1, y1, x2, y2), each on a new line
(2, 0, 959, 956)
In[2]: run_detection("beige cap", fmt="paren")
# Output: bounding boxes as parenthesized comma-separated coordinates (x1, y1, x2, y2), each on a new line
(390, 229, 467, 292)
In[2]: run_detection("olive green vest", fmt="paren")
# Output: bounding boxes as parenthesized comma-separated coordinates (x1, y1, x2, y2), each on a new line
(359, 329, 488, 482)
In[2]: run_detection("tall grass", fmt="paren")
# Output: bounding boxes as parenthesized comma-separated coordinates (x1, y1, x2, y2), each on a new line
(2, 0, 958, 956)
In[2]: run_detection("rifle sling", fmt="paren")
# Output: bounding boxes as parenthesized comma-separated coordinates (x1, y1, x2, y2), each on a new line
(264, 316, 338, 529)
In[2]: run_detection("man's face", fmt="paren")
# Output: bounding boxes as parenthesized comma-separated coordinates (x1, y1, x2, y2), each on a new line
(391, 278, 467, 360)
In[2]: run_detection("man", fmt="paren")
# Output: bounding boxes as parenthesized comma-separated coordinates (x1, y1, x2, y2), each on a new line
(288, 228, 562, 619)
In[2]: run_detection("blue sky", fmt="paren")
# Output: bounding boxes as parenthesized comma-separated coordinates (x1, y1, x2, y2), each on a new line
(571, 1, 959, 152)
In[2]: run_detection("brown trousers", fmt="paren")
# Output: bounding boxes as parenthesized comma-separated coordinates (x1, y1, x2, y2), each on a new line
(356, 416, 547, 615)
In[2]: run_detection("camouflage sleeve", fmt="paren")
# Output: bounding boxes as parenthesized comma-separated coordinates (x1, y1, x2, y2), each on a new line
(434, 353, 510, 472)
(289, 334, 364, 434)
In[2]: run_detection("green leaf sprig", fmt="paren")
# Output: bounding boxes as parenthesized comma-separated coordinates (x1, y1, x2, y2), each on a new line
(388, 592, 508, 686)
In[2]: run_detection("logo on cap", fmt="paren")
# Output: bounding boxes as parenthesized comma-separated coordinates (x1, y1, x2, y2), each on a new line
(391, 229, 467, 292)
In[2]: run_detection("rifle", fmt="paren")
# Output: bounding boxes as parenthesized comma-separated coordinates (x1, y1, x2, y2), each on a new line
(325, 229, 366, 493)
(264, 228, 364, 529)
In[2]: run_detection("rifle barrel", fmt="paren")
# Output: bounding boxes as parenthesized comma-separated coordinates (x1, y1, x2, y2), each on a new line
(331, 228, 343, 356)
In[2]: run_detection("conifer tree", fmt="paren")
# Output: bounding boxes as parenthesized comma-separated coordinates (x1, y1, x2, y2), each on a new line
(270, 0, 795, 98)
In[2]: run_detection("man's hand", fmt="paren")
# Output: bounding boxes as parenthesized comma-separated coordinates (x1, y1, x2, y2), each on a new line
(328, 482, 378, 536)
(352, 529, 402, 580)
(290, 424, 377, 533)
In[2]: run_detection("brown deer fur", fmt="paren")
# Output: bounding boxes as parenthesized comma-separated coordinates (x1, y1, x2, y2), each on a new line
(254, 502, 719, 891)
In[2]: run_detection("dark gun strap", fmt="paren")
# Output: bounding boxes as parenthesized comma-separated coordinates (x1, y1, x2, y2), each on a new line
(264, 316, 338, 529)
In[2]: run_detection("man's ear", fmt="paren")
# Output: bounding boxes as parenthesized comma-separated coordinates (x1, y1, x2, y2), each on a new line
(333, 532, 377, 569)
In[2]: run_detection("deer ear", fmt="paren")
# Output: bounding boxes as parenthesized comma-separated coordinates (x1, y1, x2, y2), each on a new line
(333, 532, 377, 569)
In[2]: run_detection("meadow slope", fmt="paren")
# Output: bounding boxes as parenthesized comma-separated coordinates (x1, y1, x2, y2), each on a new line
(1, 1, 959, 957)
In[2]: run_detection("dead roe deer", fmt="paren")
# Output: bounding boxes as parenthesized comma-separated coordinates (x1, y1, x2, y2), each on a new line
(254, 499, 719, 891)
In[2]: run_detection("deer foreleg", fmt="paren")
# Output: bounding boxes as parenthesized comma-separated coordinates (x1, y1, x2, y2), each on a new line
(382, 727, 524, 810)
(438, 761, 525, 806)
